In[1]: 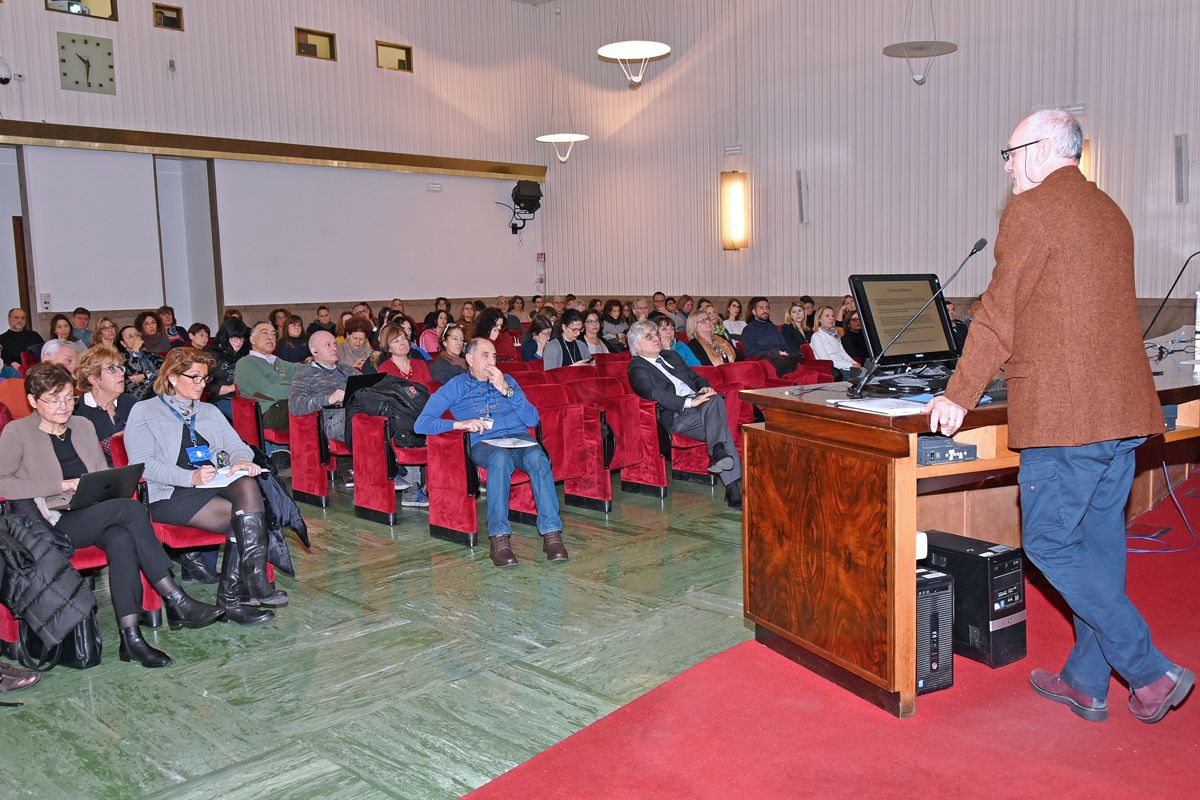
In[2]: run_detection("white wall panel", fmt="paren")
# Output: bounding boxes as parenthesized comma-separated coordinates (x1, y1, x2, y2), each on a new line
(213, 159, 542, 306)
(22, 146, 163, 309)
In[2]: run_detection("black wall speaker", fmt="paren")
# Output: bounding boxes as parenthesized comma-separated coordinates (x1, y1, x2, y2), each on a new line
(513, 180, 543, 214)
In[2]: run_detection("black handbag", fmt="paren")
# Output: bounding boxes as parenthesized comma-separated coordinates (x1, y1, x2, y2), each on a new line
(18, 610, 103, 671)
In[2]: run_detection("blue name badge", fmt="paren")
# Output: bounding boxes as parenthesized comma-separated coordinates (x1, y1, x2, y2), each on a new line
(186, 445, 213, 465)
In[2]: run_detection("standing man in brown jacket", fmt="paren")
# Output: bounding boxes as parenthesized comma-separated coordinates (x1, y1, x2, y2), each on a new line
(926, 109, 1193, 724)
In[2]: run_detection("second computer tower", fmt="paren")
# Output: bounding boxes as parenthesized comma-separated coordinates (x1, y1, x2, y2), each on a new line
(923, 529, 1027, 668)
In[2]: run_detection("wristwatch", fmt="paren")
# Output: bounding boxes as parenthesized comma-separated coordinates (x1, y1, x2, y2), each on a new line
(503, 384, 515, 398)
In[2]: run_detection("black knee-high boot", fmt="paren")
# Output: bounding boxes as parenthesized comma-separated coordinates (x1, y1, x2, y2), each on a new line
(216, 541, 275, 626)
(231, 511, 288, 608)
(153, 575, 224, 630)
(117, 613, 171, 668)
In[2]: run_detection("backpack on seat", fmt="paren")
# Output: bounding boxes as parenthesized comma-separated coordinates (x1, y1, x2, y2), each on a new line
(345, 377, 430, 449)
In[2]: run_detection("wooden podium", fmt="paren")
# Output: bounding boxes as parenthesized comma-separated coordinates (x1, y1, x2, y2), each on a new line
(739, 371, 1200, 718)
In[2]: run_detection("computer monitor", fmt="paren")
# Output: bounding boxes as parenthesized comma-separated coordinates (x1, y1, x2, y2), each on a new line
(848, 274, 960, 369)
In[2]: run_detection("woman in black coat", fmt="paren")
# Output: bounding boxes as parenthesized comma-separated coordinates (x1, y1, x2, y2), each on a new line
(209, 317, 250, 418)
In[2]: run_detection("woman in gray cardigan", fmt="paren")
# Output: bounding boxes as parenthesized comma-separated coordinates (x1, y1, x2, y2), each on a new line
(124, 348, 280, 626)
(0, 364, 222, 668)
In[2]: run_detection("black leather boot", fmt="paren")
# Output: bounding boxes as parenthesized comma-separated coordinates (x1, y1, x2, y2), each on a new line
(216, 541, 275, 626)
(118, 625, 171, 668)
(179, 551, 219, 584)
(154, 575, 224, 630)
(231, 512, 289, 608)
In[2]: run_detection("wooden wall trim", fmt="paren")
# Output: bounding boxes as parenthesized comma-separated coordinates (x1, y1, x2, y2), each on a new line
(0, 121, 547, 183)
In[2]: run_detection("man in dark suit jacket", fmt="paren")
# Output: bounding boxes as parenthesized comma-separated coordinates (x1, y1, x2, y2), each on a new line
(626, 320, 742, 508)
(927, 110, 1190, 725)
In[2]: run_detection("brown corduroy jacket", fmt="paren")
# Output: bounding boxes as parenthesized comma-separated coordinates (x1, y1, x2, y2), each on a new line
(943, 166, 1163, 449)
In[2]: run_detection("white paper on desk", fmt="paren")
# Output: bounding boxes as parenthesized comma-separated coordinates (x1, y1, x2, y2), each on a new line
(203, 467, 250, 487)
(482, 437, 539, 448)
(826, 397, 926, 416)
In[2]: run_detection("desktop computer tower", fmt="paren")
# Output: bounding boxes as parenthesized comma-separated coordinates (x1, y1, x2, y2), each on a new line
(924, 530, 1027, 668)
(916, 567, 954, 694)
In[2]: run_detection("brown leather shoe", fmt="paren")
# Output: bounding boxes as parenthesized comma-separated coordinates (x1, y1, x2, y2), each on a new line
(0, 662, 40, 693)
(1029, 669, 1108, 722)
(489, 535, 518, 567)
(542, 531, 569, 562)
(1129, 665, 1195, 724)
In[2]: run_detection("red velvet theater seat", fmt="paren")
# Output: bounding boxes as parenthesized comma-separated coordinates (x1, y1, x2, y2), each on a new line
(425, 429, 534, 548)
(559, 377, 643, 512)
(288, 411, 350, 508)
(592, 351, 631, 365)
(231, 392, 290, 450)
(349, 413, 428, 526)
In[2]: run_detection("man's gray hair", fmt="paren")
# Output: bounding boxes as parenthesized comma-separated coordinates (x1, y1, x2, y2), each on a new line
(627, 320, 656, 356)
(1025, 108, 1083, 161)
(41, 339, 73, 361)
(464, 337, 489, 357)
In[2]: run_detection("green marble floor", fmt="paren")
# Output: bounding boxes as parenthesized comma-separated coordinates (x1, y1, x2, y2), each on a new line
(0, 477, 751, 799)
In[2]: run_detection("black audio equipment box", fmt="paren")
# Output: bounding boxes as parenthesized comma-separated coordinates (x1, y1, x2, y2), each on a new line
(923, 530, 1026, 668)
(917, 434, 978, 465)
(916, 567, 955, 694)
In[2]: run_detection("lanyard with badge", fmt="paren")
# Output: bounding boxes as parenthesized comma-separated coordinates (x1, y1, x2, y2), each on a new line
(159, 396, 211, 466)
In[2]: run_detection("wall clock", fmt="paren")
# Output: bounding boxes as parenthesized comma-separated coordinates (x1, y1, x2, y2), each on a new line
(57, 31, 115, 94)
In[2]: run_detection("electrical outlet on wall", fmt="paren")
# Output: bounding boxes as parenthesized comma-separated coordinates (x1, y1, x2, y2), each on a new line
(38, 293, 51, 312)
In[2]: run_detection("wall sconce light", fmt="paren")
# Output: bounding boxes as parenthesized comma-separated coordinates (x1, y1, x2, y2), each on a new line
(720, 171, 748, 251)
(1079, 138, 1094, 182)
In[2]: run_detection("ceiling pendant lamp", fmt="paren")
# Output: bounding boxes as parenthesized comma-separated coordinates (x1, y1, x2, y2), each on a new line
(597, 0, 671, 89)
(882, 0, 957, 86)
(536, 131, 589, 164)
(537, 9, 588, 164)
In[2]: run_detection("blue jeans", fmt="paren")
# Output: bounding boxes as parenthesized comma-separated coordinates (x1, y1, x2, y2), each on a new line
(470, 441, 563, 537)
(1018, 437, 1171, 699)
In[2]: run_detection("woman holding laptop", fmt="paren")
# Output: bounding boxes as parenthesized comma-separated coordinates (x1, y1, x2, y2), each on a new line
(124, 348, 283, 629)
(0, 363, 223, 668)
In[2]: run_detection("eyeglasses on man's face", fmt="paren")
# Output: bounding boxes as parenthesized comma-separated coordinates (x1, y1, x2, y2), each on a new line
(1000, 139, 1042, 162)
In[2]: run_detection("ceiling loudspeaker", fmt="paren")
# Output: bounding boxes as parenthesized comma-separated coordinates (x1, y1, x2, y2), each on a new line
(1175, 135, 1189, 206)
(513, 180, 542, 214)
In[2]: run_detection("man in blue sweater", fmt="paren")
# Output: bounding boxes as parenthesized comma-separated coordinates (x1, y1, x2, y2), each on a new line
(740, 296, 801, 377)
(415, 338, 567, 567)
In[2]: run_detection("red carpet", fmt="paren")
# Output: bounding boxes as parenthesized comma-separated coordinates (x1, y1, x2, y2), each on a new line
(469, 479, 1200, 800)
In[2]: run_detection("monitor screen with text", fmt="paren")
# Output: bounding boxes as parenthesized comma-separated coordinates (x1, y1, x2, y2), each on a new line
(848, 274, 959, 368)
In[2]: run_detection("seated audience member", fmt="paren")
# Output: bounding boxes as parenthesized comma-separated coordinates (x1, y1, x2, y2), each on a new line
(118, 325, 163, 401)
(0, 364, 223, 667)
(723, 298, 746, 340)
(509, 295, 529, 325)
(336, 311, 354, 343)
(800, 295, 817, 330)
(378, 324, 433, 385)
(307, 305, 337, 339)
(338, 317, 377, 372)
(234, 321, 302, 431)
(946, 301, 969, 353)
(657, 315, 700, 367)
(39, 339, 80, 373)
(550, 295, 567, 316)
(626, 320, 742, 508)
(810, 305, 858, 377)
(841, 310, 871, 364)
(835, 295, 857, 331)
(351, 302, 380, 346)
(419, 310, 450, 355)
(209, 318, 249, 417)
(588, 298, 604, 314)
(530, 295, 545, 317)
(666, 297, 688, 329)
(782, 301, 812, 351)
(48, 313, 87, 356)
(125, 349, 279, 626)
(543, 309, 595, 370)
(630, 297, 651, 325)
(430, 325, 468, 384)
(92, 316, 119, 349)
(581, 310, 610, 355)
(223, 308, 243, 321)
(432, 296, 452, 315)
(537, 306, 559, 328)
(274, 315, 310, 363)
(521, 318, 553, 362)
(473, 299, 488, 315)
(73, 344, 135, 448)
(601, 299, 628, 349)
(379, 298, 415, 331)
(702, 302, 730, 340)
(649, 291, 670, 322)
(687, 309, 738, 365)
(457, 301, 478, 339)
(71, 307, 93, 346)
(396, 318, 430, 361)
(741, 297, 801, 377)
(136, 311, 172, 355)
(494, 296, 521, 331)
(188, 323, 211, 351)
(1, 308, 43, 369)
(477, 308, 520, 362)
(289, 331, 357, 443)
(158, 306, 188, 347)
(269, 309, 290, 332)
(415, 338, 567, 566)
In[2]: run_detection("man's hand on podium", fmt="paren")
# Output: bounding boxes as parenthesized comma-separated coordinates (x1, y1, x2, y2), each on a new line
(923, 395, 967, 437)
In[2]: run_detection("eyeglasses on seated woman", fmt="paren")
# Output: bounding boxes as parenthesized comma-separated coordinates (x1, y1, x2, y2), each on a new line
(0, 363, 223, 668)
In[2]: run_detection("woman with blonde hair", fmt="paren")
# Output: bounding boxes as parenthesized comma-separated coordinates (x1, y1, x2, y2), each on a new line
(686, 309, 738, 366)
(91, 316, 119, 348)
(782, 301, 811, 351)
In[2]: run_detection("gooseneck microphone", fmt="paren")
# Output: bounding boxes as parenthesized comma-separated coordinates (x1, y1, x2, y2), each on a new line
(846, 237, 988, 399)
(1142, 250, 1200, 339)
